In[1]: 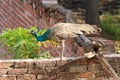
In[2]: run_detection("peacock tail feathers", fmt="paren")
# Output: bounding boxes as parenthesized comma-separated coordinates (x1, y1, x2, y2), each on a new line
(37, 40, 59, 48)
(48, 40, 59, 47)
(34, 28, 48, 36)
(38, 28, 48, 36)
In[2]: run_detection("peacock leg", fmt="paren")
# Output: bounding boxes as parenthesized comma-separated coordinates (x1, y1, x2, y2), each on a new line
(61, 40, 65, 60)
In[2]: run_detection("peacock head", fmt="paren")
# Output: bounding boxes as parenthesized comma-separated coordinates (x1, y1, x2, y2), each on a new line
(30, 30, 36, 35)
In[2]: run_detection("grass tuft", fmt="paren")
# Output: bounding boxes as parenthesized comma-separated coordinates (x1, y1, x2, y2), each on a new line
(100, 12, 120, 40)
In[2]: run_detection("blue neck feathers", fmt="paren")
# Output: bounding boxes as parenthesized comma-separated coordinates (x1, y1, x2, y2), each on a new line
(34, 29, 50, 42)
(34, 34, 44, 42)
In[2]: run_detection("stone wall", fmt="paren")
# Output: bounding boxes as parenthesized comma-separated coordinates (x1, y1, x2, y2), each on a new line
(0, 57, 120, 80)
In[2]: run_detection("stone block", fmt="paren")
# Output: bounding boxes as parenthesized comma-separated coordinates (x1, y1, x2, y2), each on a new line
(77, 72, 95, 78)
(75, 58, 88, 65)
(95, 77, 105, 80)
(37, 74, 44, 79)
(35, 60, 56, 68)
(17, 74, 36, 80)
(69, 66, 87, 73)
(28, 68, 45, 74)
(8, 68, 27, 75)
(0, 75, 16, 80)
(56, 60, 68, 66)
(87, 64, 100, 72)
(46, 67, 57, 73)
(14, 61, 34, 68)
(0, 61, 14, 69)
(0, 69, 7, 75)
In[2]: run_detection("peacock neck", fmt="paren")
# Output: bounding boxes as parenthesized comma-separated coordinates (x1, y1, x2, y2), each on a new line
(33, 29, 51, 42)
(34, 34, 44, 42)
(34, 33, 49, 42)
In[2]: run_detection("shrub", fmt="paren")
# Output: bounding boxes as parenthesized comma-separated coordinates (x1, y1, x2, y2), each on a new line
(0, 27, 52, 59)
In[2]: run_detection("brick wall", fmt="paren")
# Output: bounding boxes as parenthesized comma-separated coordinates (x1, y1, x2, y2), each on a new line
(0, 0, 66, 32)
(0, 0, 116, 59)
(0, 0, 37, 30)
(0, 0, 73, 59)
(0, 57, 120, 80)
(0, 2, 118, 80)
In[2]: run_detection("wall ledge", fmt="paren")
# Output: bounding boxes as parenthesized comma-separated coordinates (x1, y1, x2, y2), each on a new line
(0, 54, 120, 80)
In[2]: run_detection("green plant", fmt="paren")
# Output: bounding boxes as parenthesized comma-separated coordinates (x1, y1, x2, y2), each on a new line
(100, 12, 120, 40)
(38, 51, 52, 59)
(0, 27, 52, 59)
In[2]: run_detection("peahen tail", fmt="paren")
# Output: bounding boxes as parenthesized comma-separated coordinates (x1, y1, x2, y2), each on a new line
(74, 34, 94, 53)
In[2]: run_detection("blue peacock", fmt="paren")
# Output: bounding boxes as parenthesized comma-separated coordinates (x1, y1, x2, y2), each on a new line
(31, 23, 102, 60)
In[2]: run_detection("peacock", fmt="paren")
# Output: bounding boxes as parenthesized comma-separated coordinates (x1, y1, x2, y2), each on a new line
(31, 23, 101, 60)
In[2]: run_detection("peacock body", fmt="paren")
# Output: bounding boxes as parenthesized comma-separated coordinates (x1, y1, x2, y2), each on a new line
(31, 23, 101, 60)
(32, 23, 99, 42)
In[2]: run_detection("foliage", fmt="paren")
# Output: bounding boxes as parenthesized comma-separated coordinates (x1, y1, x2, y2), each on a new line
(100, 11, 120, 40)
(0, 27, 52, 59)
(38, 51, 52, 59)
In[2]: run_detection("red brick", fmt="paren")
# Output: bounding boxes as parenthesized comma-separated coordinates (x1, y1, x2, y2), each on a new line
(69, 66, 87, 73)
(8, 68, 27, 75)
(0, 0, 37, 29)
(37, 74, 44, 79)
(77, 72, 95, 78)
(0, 75, 16, 80)
(28, 68, 46, 74)
(75, 58, 88, 65)
(14, 61, 34, 68)
(87, 64, 100, 72)
(0, 18, 7, 29)
(0, 0, 19, 27)
(0, 69, 7, 75)
(56, 60, 68, 66)
(0, 62, 14, 69)
(95, 77, 105, 80)
(85, 58, 96, 65)
(108, 77, 120, 80)
(15, 0, 37, 17)
(3, 2, 24, 27)
(1, 2, 20, 27)
(17, 74, 36, 80)
(0, 8, 12, 27)
(12, 7, 30, 26)
(36, 60, 56, 67)
(14, 0, 25, 13)
(56, 72, 77, 80)
(46, 67, 57, 73)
